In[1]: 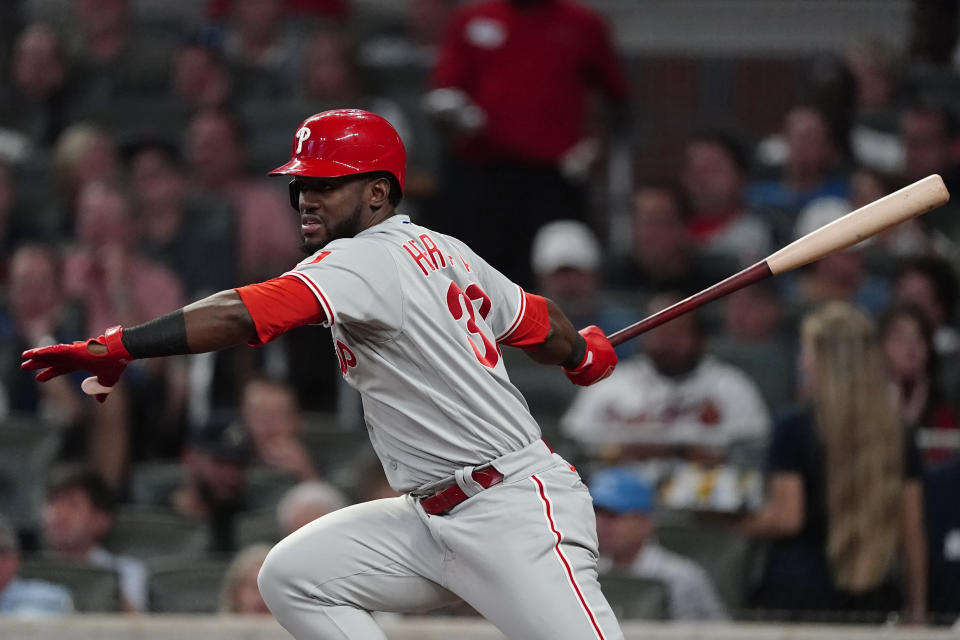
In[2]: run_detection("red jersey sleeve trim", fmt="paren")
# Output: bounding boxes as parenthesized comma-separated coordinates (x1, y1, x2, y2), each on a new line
(499, 290, 551, 348)
(284, 271, 337, 327)
(235, 275, 327, 346)
(497, 285, 526, 342)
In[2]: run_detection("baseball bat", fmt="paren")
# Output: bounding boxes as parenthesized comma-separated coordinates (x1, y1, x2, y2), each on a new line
(607, 173, 950, 347)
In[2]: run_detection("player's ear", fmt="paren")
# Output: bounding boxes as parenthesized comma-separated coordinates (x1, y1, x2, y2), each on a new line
(366, 176, 390, 209)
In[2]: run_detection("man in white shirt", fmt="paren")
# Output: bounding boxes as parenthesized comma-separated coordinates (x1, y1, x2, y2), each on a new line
(562, 293, 770, 459)
(591, 467, 728, 621)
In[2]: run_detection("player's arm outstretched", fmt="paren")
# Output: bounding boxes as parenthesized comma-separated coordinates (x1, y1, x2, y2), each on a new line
(515, 296, 617, 387)
(22, 276, 326, 402)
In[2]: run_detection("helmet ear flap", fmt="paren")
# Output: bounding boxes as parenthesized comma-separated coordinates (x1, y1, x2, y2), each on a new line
(288, 179, 299, 212)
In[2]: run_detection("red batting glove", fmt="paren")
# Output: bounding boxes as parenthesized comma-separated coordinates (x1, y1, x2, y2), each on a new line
(563, 325, 617, 386)
(21, 326, 133, 403)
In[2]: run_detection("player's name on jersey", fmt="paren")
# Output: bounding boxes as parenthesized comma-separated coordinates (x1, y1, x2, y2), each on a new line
(402, 233, 470, 277)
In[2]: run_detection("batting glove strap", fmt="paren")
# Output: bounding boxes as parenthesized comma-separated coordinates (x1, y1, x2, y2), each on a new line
(101, 325, 134, 362)
(563, 325, 617, 386)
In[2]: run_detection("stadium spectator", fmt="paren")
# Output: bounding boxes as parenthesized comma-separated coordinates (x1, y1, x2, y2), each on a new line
(276, 480, 348, 536)
(45, 123, 119, 239)
(590, 467, 728, 621)
(561, 293, 770, 463)
(899, 102, 959, 187)
(67, 0, 175, 105)
(530, 220, 633, 351)
(0, 513, 73, 616)
(783, 196, 891, 315)
(749, 104, 851, 227)
(218, 543, 272, 615)
(708, 280, 796, 412)
(170, 39, 232, 111)
(898, 102, 960, 238)
(298, 29, 414, 155)
(879, 304, 959, 464)
(216, 0, 303, 101)
(124, 138, 237, 299)
(0, 23, 71, 149)
(40, 464, 147, 612)
(892, 256, 960, 357)
(843, 39, 905, 173)
(172, 413, 252, 553)
(426, 0, 628, 288)
(681, 132, 773, 267)
(741, 302, 927, 624)
(241, 378, 318, 482)
(0, 243, 85, 423)
(185, 108, 299, 283)
(607, 184, 714, 297)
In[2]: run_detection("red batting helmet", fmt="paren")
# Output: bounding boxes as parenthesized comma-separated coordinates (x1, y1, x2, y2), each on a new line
(270, 109, 406, 210)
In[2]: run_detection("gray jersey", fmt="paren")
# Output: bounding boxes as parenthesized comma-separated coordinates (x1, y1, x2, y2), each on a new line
(284, 215, 541, 491)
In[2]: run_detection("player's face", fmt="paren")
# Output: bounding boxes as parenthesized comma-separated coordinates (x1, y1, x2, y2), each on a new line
(295, 176, 368, 253)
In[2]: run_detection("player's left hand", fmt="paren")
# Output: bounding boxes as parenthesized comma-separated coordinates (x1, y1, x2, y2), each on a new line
(563, 325, 617, 386)
(21, 326, 133, 403)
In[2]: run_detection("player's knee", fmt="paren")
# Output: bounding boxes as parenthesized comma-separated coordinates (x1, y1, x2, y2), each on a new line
(257, 545, 290, 610)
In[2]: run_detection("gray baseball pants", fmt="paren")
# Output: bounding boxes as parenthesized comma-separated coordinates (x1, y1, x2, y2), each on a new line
(258, 439, 623, 639)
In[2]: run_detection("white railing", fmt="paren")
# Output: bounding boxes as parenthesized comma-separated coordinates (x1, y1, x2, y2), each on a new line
(1, 616, 958, 640)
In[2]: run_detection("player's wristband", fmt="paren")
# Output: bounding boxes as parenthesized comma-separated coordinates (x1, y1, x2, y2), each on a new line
(120, 309, 189, 359)
(102, 326, 134, 362)
(560, 334, 587, 369)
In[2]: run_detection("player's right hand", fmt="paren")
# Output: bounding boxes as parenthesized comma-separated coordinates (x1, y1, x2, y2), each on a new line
(563, 325, 617, 386)
(21, 325, 133, 403)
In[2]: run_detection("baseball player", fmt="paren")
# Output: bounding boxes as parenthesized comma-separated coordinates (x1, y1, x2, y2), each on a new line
(22, 109, 622, 640)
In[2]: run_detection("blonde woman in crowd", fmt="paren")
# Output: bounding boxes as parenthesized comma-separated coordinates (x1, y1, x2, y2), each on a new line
(218, 543, 272, 615)
(741, 302, 927, 624)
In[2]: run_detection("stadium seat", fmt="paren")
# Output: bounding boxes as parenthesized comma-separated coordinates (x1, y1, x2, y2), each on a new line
(598, 574, 669, 620)
(0, 414, 63, 529)
(19, 557, 121, 613)
(246, 466, 300, 511)
(131, 461, 299, 512)
(656, 524, 753, 614)
(300, 422, 371, 477)
(707, 336, 795, 413)
(104, 506, 207, 560)
(128, 460, 185, 507)
(235, 508, 281, 548)
(147, 556, 232, 614)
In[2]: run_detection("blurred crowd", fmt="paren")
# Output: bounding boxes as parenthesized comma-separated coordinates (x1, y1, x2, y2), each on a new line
(1, 0, 960, 628)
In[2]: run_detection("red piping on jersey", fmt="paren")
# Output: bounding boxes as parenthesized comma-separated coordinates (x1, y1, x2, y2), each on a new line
(286, 271, 336, 326)
(500, 290, 550, 348)
(530, 474, 606, 640)
(235, 275, 326, 345)
(498, 285, 527, 342)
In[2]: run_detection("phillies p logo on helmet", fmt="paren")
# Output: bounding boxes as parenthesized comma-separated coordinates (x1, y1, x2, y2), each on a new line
(295, 127, 312, 154)
(269, 110, 407, 207)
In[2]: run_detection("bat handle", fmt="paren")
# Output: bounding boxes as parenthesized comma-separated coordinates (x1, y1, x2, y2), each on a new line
(607, 262, 774, 347)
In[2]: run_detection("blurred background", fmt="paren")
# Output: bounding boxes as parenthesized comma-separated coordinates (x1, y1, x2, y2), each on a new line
(0, 0, 959, 632)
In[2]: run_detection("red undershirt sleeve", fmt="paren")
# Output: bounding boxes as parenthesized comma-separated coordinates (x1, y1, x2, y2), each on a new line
(235, 275, 327, 346)
(499, 291, 551, 349)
